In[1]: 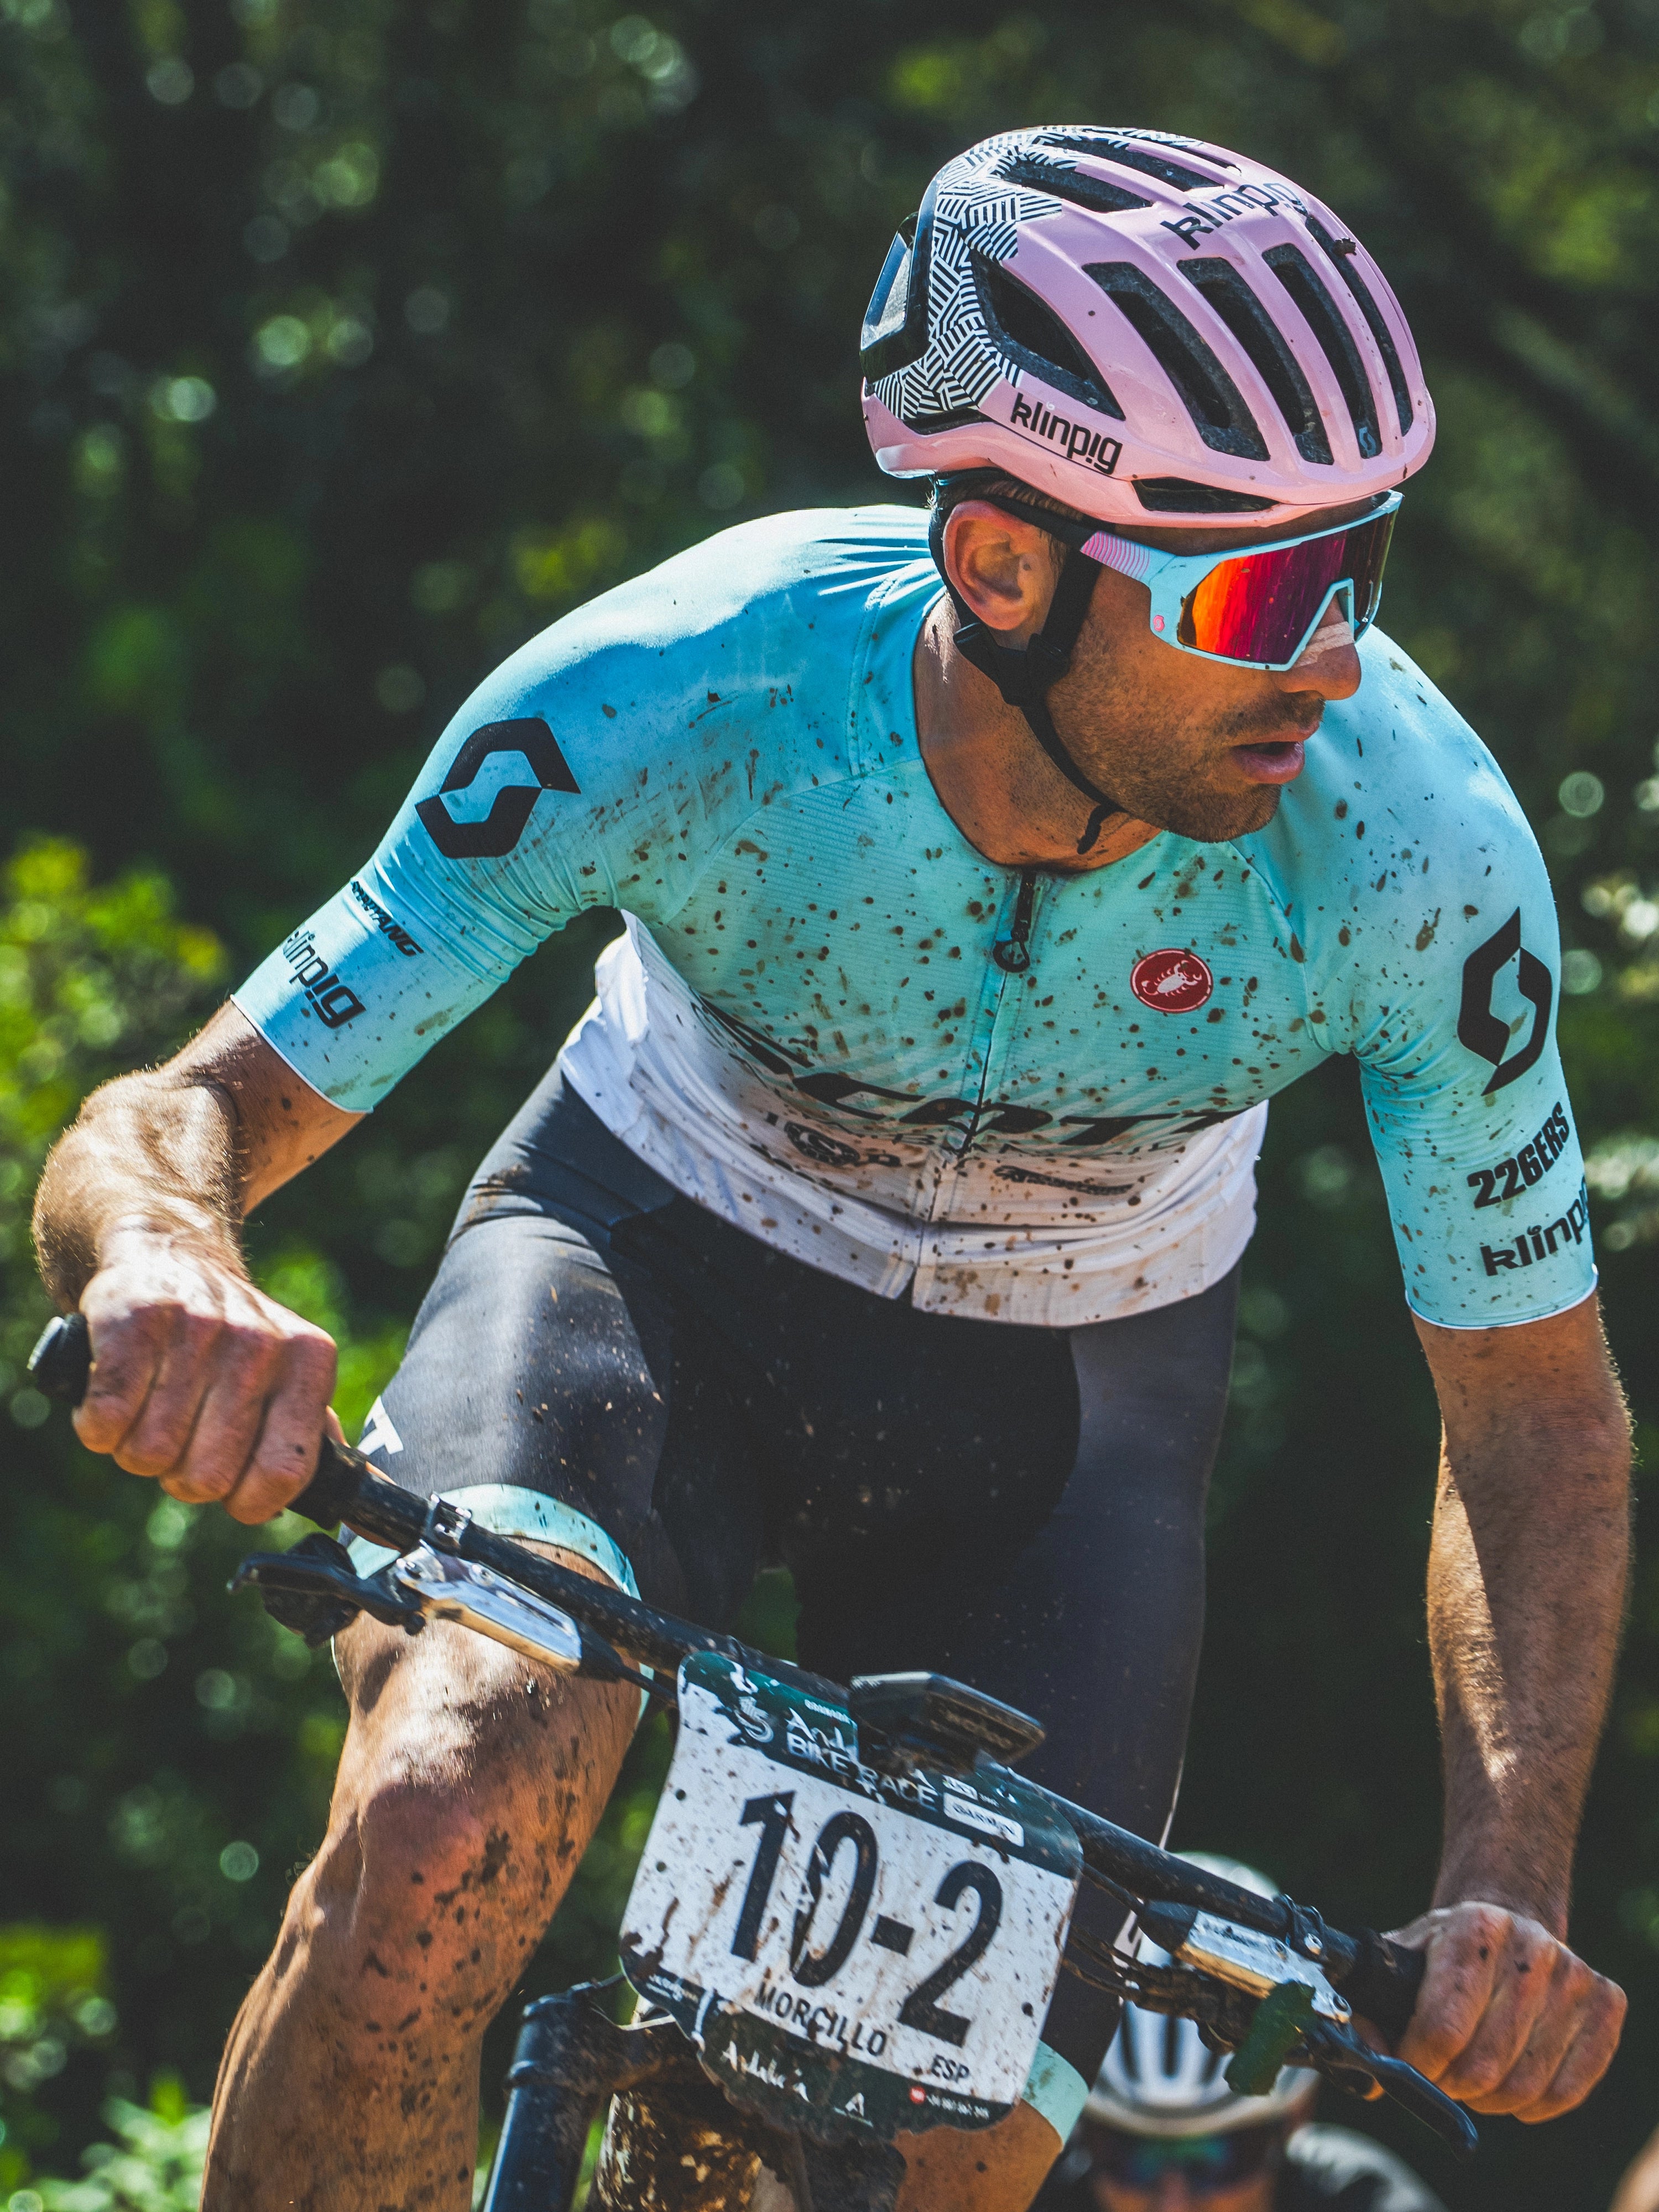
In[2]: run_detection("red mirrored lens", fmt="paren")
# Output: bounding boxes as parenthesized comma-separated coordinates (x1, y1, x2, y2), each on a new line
(1178, 510, 1395, 666)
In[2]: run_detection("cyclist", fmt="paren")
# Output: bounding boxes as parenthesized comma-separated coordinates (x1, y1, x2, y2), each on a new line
(1038, 1860, 1446, 2211)
(34, 126, 1628, 2212)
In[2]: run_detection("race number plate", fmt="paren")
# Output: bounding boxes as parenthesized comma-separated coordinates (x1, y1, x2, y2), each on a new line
(620, 1652, 1081, 2141)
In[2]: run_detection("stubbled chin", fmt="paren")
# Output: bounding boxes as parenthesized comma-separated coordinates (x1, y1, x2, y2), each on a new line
(1159, 782, 1284, 842)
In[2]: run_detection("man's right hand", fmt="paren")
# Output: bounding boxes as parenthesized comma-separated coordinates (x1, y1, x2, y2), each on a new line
(76, 1225, 338, 1524)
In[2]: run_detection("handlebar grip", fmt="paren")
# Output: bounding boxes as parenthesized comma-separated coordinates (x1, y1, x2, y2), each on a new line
(289, 1435, 377, 1530)
(29, 1312, 92, 1406)
(1340, 1928, 1426, 2041)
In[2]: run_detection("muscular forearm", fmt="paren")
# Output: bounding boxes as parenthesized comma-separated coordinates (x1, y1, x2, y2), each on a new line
(1361, 1303, 1631, 2120)
(34, 1069, 245, 1306)
(30, 1007, 358, 1520)
(1427, 1374, 1630, 1930)
(1389, 1308, 1632, 2120)
(34, 1004, 359, 1307)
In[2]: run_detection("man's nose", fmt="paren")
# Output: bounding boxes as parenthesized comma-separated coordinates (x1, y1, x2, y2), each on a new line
(1151, 2171, 1192, 2211)
(1271, 600, 1361, 701)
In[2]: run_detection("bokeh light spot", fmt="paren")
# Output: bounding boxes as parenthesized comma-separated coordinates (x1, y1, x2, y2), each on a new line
(254, 315, 310, 370)
(145, 56, 193, 105)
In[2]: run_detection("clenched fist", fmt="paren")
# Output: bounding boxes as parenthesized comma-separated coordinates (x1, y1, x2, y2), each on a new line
(75, 1224, 340, 1524)
(1385, 1900, 1625, 2122)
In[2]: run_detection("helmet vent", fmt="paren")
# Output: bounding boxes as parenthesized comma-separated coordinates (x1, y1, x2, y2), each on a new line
(1180, 258, 1333, 465)
(1305, 215, 1414, 437)
(1134, 478, 1276, 513)
(972, 252, 1125, 420)
(1263, 244, 1382, 458)
(1085, 262, 1267, 460)
(1038, 129, 1225, 194)
(994, 152, 1151, 215)
(906, 404, 987, 432)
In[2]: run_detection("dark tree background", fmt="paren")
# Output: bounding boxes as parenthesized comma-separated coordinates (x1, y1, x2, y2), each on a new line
(4, 0, 1659, 2201)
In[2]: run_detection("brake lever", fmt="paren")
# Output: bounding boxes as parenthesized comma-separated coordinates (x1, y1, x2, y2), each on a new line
(232, 1536, 662, 1700)
(1066, 1928, 1480, 2164)
(232, 1540, 427, 1645)
(1301, 2017, 1479, 2161)
(389, 1542, 656, 1694)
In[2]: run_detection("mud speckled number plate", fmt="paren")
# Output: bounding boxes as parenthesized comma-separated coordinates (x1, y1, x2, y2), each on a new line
(620, 1652, 1081, 2142)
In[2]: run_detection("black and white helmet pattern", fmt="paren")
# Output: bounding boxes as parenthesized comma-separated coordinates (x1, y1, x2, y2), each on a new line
(860, 127, 1434, 528)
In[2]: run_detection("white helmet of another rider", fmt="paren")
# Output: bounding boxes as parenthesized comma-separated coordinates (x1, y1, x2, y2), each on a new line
(860, 126, 1435, 526)
(1088, 1856, 1320, 2138)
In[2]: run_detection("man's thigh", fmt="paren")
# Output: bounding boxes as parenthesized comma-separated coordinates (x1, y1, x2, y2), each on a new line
(304, 1065, 769, 1992)
(791, 1269, 1239, 1820)
(357, 1069, 764, 1627)
(359, 1209, 684, 1593)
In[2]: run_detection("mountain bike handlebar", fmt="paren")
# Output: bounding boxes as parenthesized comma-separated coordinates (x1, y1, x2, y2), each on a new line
(29, 1310, 1453, 2142)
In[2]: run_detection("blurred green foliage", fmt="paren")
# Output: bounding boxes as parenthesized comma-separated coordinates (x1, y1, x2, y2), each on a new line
(0, 1927, 116, 2195)
(30, 2083, 210, 2212)
(0, 842, 395, 2193)
(0, 841, 223, 1402)
(6, 0, 1659, 2203)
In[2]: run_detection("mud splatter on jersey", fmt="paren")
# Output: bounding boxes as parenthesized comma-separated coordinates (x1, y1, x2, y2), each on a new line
(234, 508, 1592, 1328)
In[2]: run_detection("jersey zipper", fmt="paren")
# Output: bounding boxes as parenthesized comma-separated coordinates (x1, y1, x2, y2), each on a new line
(943, 868, 1044, 1164)
(992, 868, 1038, 974)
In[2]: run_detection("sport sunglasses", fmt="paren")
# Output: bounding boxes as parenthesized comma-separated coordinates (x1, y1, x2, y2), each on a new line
(1090, 2122, 1281, 2194)
(992, 489, 1401, 674)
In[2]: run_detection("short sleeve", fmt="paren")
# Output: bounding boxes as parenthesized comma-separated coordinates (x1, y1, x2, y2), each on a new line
(1356, 827, 1594, 1329)
(228, 507, 918, 1112)
(232, 608, 723, 1110)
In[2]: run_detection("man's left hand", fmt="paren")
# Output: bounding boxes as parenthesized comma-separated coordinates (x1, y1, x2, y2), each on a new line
(1379, 1900, 1625, 2121)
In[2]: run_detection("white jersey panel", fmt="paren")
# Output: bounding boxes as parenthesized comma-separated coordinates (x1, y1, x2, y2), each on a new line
(561, 919, 1265, 1323)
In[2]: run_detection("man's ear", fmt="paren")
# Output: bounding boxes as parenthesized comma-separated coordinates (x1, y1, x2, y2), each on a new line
(941, 502, 1060, 637)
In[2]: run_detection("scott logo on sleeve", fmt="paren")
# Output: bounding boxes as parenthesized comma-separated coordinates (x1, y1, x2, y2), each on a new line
(416, 717, 582, 860)
(1458, 909, 1552, 1095)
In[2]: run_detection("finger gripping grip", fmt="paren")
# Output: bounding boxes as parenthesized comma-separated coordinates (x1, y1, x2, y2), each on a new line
(1341, 1928, 1425, 2040)
(28, 1313, 92, 1405)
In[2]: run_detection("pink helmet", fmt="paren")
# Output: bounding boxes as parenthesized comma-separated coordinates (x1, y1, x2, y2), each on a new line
(861, 127, 1434, 526)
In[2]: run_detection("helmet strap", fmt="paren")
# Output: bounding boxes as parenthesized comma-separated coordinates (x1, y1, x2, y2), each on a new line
(927, 500, 1123, 857)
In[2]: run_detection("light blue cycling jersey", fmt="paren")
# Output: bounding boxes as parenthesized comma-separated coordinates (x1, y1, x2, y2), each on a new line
(236, 506, 1593, 1330)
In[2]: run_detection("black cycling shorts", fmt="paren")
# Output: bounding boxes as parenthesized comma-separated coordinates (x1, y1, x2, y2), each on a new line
(357, 1064, 1239, 2124)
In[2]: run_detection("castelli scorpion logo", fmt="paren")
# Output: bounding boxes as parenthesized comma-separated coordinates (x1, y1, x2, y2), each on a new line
(1130, 949, 1214, 1013)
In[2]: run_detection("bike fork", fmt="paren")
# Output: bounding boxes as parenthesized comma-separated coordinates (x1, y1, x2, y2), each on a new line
(482, 1984, 627, 2212)
(482, 1986, 904, 2212)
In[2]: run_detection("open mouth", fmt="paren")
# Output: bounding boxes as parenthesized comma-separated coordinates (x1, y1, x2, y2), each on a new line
(1231, 738, 1307, 784)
